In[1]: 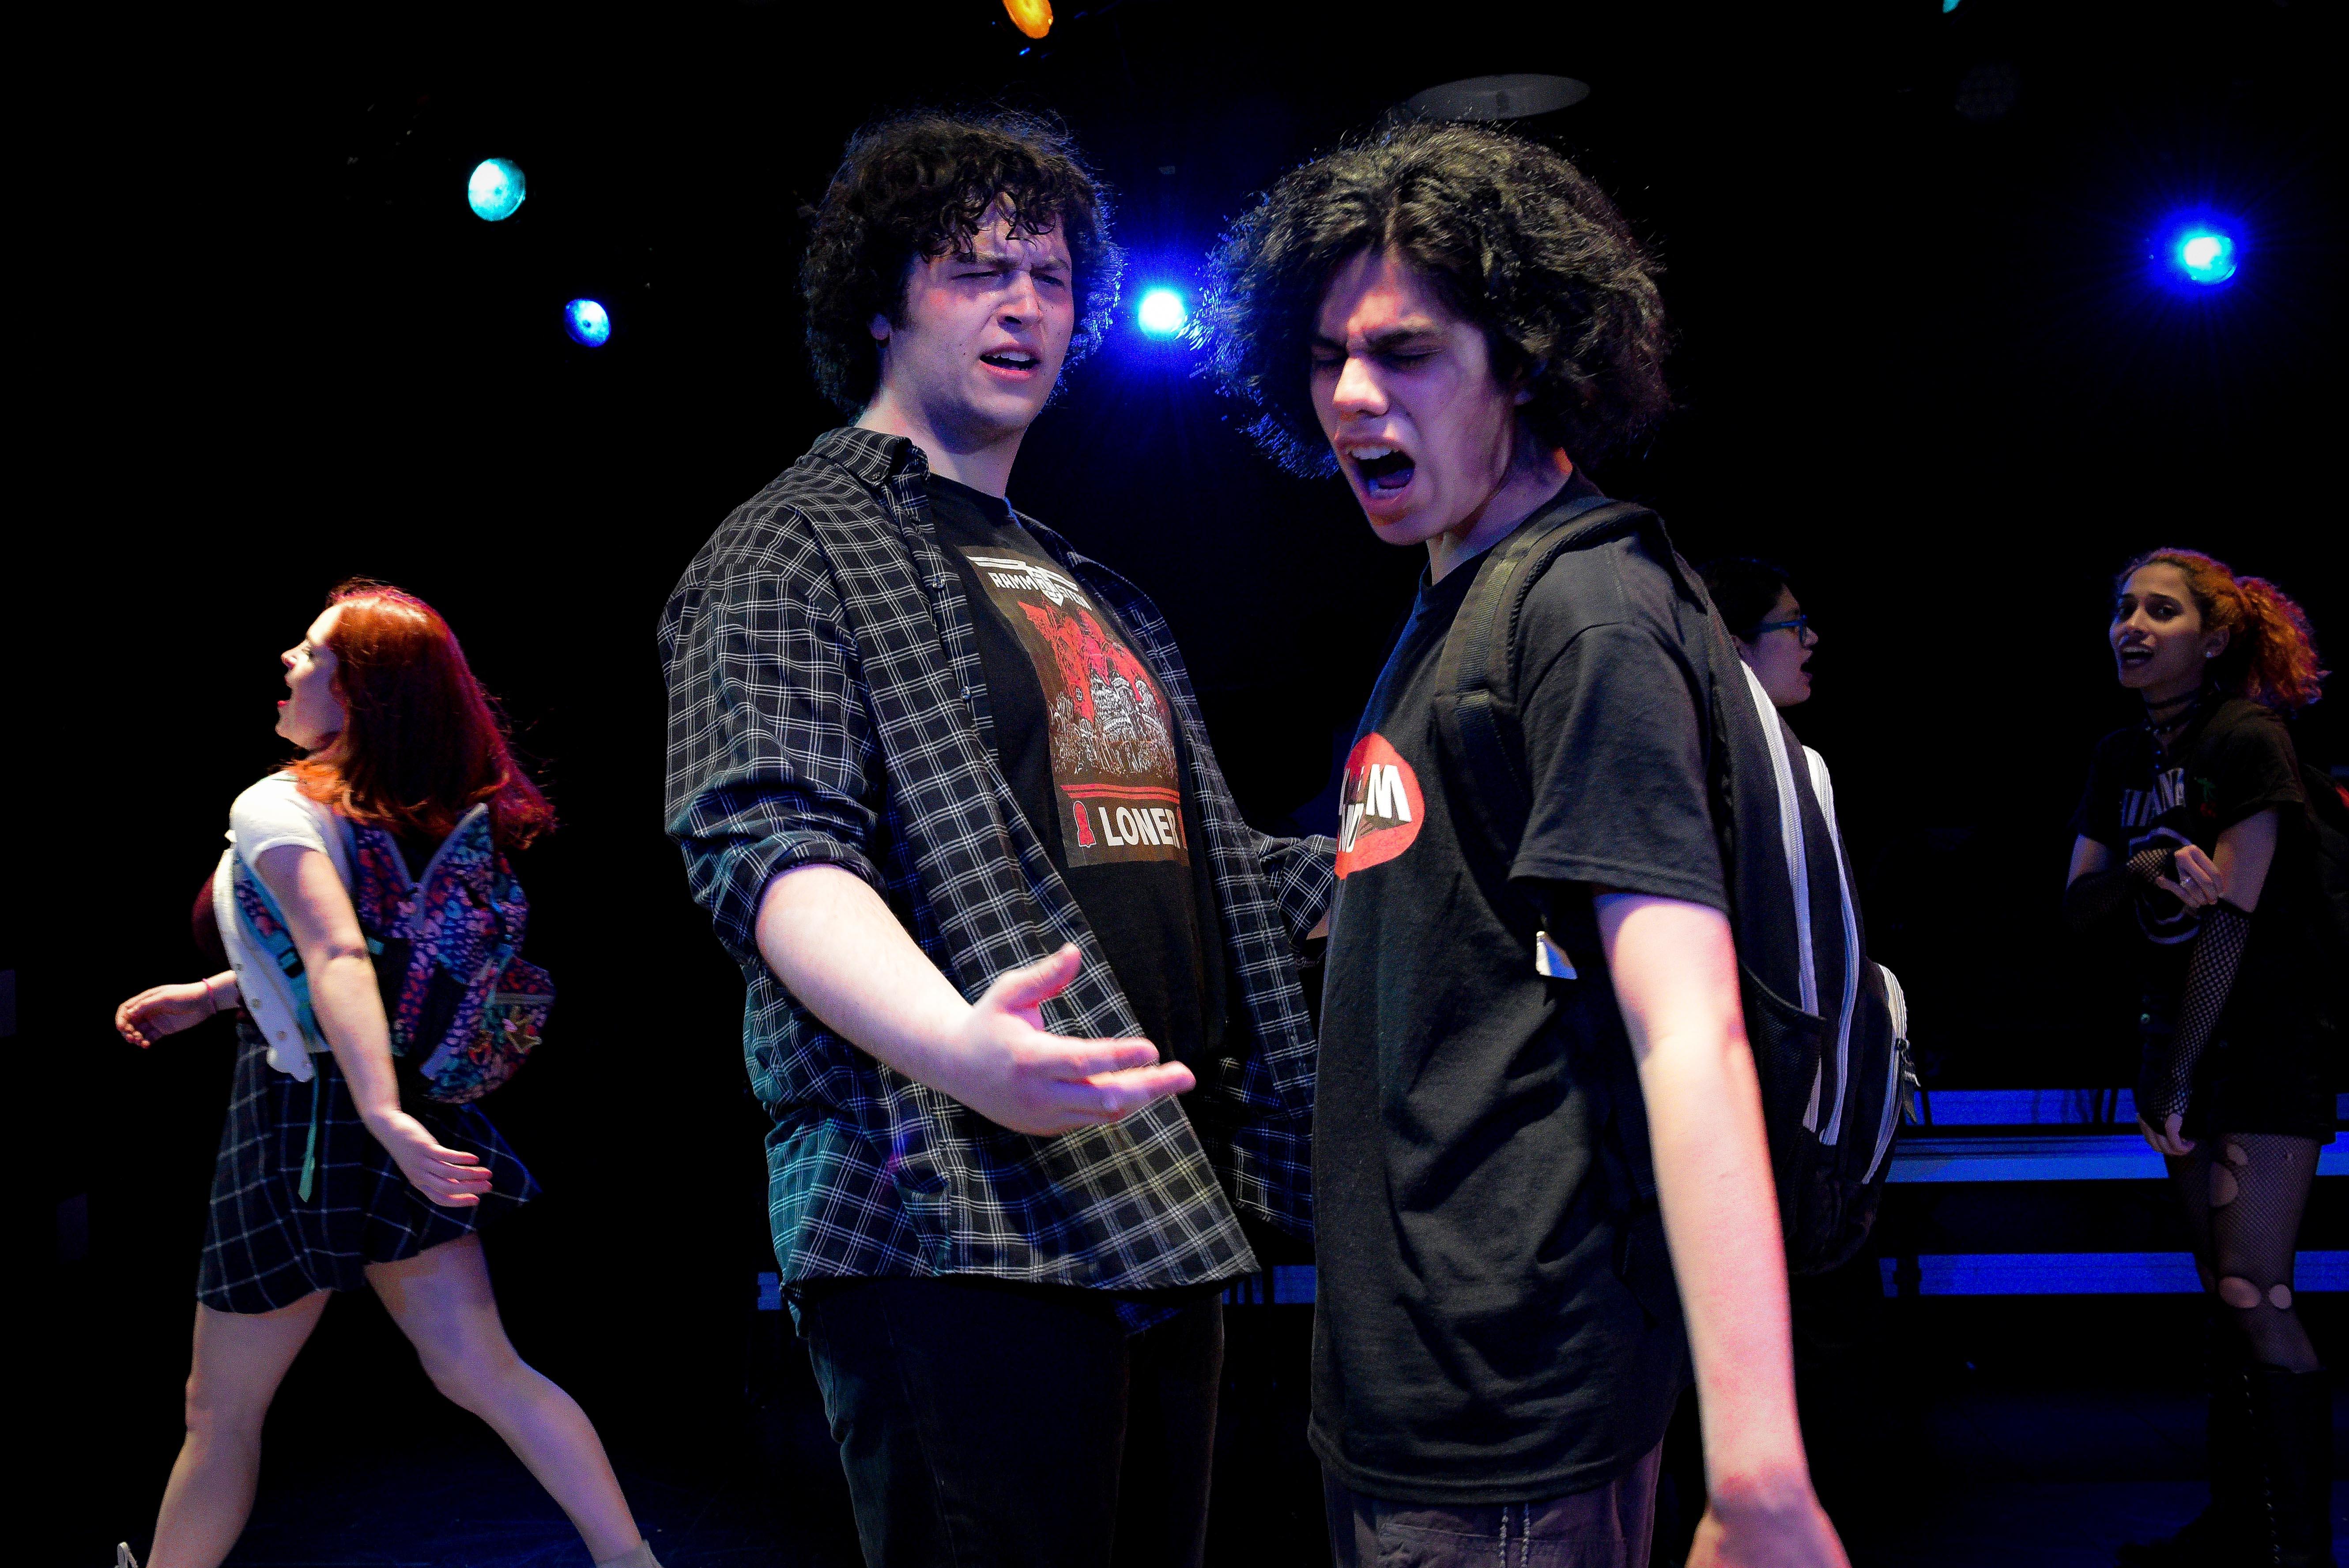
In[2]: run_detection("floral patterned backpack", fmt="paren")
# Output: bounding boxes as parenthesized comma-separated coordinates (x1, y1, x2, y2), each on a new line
(342, 801, 554, 1103)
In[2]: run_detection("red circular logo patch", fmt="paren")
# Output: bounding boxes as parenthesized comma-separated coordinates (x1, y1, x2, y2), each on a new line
(1335, 732, 1425, 878)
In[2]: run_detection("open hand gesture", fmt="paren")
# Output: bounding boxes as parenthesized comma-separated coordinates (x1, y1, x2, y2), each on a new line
(938, 945, 1196, 1136)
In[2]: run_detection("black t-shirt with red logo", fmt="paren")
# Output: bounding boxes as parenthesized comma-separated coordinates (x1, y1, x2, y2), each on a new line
(1313, 476, 1727, 1505)
(927, 475, 1225, 1071)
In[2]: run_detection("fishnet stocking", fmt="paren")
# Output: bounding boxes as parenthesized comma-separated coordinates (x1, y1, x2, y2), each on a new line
(2168, 1133, 2322, 1372)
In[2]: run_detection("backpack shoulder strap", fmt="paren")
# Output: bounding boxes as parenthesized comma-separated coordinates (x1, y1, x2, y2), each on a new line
(1431, 495, 1668, 1205)
(444, 802, 497, 859)
(1434, 497, 1660, 859)
(1432, 496, 1825, 1018)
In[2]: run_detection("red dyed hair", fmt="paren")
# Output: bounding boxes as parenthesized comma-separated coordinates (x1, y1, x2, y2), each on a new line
(289, 580, 554, 848)
(2120, 548, 2329, 712)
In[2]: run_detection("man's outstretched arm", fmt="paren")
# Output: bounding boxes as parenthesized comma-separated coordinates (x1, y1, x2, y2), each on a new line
(757, 863, 1193, 1137)
(1597, 891, 1847, 1568)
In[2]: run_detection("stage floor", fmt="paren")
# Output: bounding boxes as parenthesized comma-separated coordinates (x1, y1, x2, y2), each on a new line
(186, 1313, 2344, 1568)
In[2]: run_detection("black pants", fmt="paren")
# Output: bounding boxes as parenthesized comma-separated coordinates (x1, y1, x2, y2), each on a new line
(799, 1276, 1223, 1568)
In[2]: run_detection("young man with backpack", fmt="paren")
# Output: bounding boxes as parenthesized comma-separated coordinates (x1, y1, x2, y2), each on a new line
(1199, 121, 1858, 1566)
(660, 111, 1332, 1567)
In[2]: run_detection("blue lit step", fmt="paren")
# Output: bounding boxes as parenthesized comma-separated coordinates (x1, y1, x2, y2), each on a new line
(1917, 1090, 2349, 1127)
(1882, 1251, 2349, 1297)
(1890, 1134, 2349, 1184)
(1222, 1253, 2349, 1305)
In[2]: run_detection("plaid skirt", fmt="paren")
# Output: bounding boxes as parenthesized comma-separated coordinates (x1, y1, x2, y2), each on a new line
(198, 1017, 539, 1314)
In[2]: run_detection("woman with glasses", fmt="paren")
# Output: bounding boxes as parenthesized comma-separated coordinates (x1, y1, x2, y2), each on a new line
(1685, 557, 1892, 1554)
(1703, 555, 1817, 709)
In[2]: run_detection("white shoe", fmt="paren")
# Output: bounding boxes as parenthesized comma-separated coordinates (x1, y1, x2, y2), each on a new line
(115, 1546, 140, 1568)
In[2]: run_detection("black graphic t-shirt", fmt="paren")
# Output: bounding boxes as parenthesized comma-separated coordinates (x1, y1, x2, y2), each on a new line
(1313, 477, 1726, 1506)
(928, 476, 1225, 1069)
(2070, 696, 2322, 1039)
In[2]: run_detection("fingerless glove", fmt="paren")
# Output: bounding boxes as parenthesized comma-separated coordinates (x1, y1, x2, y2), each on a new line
(2062, 845, 2176, 933)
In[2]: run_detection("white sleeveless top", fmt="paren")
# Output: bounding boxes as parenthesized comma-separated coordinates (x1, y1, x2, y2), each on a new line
(210, 773, 351, 1080)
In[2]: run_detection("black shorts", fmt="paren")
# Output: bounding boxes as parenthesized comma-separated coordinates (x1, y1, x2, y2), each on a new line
(197, 1018, 538, 1314)
(2183, 1016, 2338, 1144)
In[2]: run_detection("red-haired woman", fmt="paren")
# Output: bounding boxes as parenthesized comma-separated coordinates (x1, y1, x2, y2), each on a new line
(2063, 550, 2333, 1566)
(112, 584, 659, 1568)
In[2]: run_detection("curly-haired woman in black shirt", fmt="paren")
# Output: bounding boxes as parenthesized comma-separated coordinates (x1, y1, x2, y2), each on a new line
(2064, 548, 2332, 1566)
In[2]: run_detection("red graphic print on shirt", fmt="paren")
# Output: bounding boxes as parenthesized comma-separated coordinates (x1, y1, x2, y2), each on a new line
(958, 550, 1187, 869)
(1336, 733, 1424, 878)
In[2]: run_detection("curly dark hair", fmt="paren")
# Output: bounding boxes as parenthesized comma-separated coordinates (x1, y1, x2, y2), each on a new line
(799, 109, 1124, 415)
(1195, 119, 1670, 475)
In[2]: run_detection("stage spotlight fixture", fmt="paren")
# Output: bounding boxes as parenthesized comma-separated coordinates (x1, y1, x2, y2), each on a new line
(1137, 287, 1188, 338)
(564, 298, 611, 347)
(1003, 0, 1051, 40)
(2172, 226, 2238, 286)
(1406, 74, 1589, 122)
(467, 158, 527, 222)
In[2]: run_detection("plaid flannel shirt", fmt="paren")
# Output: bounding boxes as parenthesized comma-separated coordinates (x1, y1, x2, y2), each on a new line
(661, 427, 1335, 1295)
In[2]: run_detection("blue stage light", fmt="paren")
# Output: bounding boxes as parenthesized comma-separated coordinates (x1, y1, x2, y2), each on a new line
(563, 298, 611, 347)
(1137, 287, 1188, 338)
(467, 158, 527, 222)
(2173, 227, 2238, 285)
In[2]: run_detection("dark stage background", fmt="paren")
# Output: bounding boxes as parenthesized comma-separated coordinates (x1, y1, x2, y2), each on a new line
(25, 0, 2342, 1561)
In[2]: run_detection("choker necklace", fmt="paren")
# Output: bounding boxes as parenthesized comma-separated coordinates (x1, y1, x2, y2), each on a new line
(2144, 684, 2211, 753)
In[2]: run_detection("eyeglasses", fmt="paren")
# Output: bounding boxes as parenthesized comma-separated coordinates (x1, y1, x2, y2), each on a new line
(1751, 614, 1812, 638)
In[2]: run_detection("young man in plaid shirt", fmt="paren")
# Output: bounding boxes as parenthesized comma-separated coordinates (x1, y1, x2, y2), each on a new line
(660, 112, 1333, 1567)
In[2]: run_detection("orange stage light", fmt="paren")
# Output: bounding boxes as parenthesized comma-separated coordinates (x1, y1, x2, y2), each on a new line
(1003, 0, 1052, 40)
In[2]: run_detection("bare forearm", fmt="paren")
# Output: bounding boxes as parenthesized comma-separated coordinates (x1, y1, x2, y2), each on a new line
(1639, 1028, 1809, 1500)
(1597, 893, 1811, 1507)
(754, 863, 1189, 1137)
(755, 863, 975, 1091)
(2212, 809, 2277, 910)
(246, 842, 493, 1203)
(309, 952, 406, 1123)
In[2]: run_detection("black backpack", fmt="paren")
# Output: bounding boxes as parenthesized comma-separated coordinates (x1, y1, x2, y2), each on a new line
(2300, 761, 2349, 1030)
(1436, 495, 1913, 1277)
